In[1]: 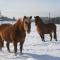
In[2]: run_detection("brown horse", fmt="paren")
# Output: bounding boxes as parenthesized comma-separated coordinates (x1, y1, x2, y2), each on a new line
(0, 16, 32, 55)
(34, 16, 57, 42)
(0, 23, 12, 50)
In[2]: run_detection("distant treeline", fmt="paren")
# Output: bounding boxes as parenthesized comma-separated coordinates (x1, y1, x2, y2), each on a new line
(0, 16, 16, 21)
(49, 17, 60, 24)
(0, 16, 60, 24)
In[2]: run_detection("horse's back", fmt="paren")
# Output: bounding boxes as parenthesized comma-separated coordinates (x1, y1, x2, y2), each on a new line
(0, 24, 12, 31)
(43, 23, 56, 34)
(45, 23, 56, 29)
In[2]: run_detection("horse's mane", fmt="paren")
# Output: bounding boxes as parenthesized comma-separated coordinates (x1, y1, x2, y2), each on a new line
(14, 19, 23, 27)
(38, 17, 44, 25)
(13, 18, 25, 33)
(16, 19, 22, 24)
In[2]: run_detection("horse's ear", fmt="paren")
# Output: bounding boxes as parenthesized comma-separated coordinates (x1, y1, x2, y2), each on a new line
(30, 16, 32, 19)
(37, 16, 39, 18)
(24, 16, 26, 19)
(34, 16, 36, 18)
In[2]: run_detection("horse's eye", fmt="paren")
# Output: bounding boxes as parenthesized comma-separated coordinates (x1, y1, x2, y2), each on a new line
(25, 21, 28, 24)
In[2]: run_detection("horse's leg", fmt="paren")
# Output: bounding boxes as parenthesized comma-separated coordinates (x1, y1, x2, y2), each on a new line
(50, 33, 52, 41)
(6, 42, 10, 52)
(42, 35, 45, 42)
(0, 41, 3, 50)
(20, 41, 24, 55)
(40, 34, 45, 42)
(1, 40, 4, 47)
(13, 41, 17, 56)
(54, 33, 57, 41)
(54, 29, 57, 41)
(0, 38, 4, 50)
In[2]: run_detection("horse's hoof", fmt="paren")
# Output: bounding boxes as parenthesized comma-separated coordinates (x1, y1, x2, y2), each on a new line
(0, 48, 2, 51)
(42, 40, 45, 42)
(50, 40, 52, 41)
(44, 41, 45, 42)
(8, 51, 11, 53)
(20, 52, 23, 55)
(15, 53, 17, 56)
(56, 40, 57, 41)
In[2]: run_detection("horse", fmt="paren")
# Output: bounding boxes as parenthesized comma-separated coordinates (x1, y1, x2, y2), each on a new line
(0, 23, 12, 50)
(0, 16, 32, 55)
(34, 16, 57, 42)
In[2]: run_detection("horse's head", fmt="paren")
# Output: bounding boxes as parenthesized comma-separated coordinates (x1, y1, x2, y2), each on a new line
(23, 16, 32, 33)
(34, 16, 43, 26)
(34, 16, 40, 25)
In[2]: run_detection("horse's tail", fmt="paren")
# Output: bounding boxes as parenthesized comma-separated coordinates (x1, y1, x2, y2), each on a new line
(54, 25, 57, 41)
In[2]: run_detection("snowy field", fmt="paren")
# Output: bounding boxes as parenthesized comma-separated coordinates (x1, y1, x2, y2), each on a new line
(0, 21, 60, 60)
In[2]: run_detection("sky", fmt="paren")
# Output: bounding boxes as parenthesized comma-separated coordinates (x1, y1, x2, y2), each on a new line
(0, 0, 60, 18)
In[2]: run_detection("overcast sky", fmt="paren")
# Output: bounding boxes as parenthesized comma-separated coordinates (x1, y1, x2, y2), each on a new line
(0, 0, 60, 18)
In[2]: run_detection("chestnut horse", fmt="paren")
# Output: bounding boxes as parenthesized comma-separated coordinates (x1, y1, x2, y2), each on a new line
(34, 16, 57, 42)
(0, 16, 32, 55)
(0, 24, 12, 50)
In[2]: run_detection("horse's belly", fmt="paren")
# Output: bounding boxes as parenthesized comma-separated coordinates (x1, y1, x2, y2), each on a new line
(44, 30, 52, 34)
(16, 36, 25, 42)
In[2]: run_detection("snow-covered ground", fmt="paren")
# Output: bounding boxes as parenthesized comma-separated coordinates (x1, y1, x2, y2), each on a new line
(0, 21, 60, 60)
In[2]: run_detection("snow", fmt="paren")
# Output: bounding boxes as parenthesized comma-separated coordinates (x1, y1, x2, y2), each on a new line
(0, 21, 60, 60)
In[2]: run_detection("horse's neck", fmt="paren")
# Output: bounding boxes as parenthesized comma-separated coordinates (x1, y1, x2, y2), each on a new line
(21, 21, 26, 32)
(36, 19, 45, 29)
(39, 19, 44, 25)
(38, 20, 44, 27)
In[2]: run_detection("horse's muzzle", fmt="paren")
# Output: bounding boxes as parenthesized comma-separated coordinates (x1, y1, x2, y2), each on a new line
(27, 30, 31, 33)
